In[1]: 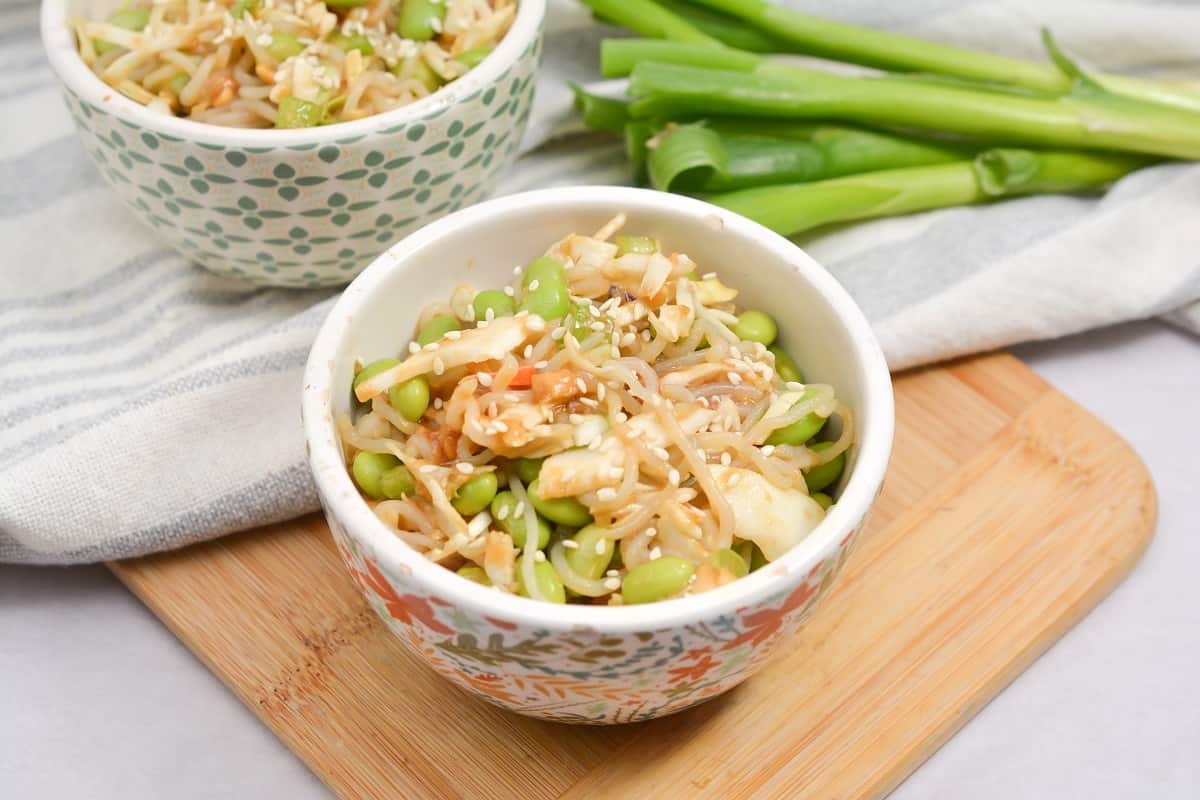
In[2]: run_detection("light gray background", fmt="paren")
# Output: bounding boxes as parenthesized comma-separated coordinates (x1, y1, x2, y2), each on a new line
(2, 318, 1198, 797)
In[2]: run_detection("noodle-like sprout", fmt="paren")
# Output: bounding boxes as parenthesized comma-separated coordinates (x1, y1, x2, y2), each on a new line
(337, 216, 855, 603)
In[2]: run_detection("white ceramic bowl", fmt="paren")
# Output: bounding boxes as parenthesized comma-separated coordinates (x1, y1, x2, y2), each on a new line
(302, 186, 894, 723)
(41, 0, 545, 287)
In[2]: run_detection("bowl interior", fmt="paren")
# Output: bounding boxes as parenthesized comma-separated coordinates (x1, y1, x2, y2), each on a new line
(310, 187, 893, 629)
(336, 197, 876, 495)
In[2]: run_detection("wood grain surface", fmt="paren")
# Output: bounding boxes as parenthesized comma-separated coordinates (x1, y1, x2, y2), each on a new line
(110, 352, 1156, 800)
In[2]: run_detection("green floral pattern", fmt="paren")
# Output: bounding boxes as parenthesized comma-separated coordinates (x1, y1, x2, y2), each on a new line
(62, 37, 541, 288)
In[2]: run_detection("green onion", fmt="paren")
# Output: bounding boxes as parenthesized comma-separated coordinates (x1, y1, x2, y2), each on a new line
(615, 235, 658, 256)
(601, 38, 757, 79)
(627, 61, 1200, 160)
(267, 32, 304, 63)
(275, 95, 325, 128)
(578, 0, 720, 45)
(570, 83, 630, 132)
(624, 119, 657, 182)
(667, 0, 1200, 112)
(655, 0, 783, 53)
(647, 121, 970, 192)
(454, 46, 493, 68)
(646, 124, 727, 193)
(707, 148, 1148, 237)
(330, 32, 375, 56)
(230, 0, 260, 19)
(398, 0, 447, 42)
(94, 7, 150, 54)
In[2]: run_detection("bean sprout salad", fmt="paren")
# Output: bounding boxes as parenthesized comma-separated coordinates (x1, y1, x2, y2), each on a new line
(341, 214, 853, 605)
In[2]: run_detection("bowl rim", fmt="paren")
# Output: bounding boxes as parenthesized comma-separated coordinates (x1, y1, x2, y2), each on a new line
(302, 186, 895, 633)
(39, 0, 546, 147)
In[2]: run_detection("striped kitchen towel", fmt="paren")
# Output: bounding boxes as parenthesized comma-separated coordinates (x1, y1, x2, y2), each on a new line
(3, 0, 1198, 563)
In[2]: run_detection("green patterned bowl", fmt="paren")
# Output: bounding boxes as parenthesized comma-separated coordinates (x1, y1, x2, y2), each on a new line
(40, 0, 545, 288)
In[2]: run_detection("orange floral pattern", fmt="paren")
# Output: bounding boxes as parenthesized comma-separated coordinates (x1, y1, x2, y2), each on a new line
(327, 511, 861, 724)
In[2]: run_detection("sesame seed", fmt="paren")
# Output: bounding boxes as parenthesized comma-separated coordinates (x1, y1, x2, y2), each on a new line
(563, 539, 580, 549)
(455, 462, 474, 474)
(652, 446, 670, 461)
(580, 397, 599, 407)
(477, 320, 489, 328)
(528, 317, 546, 332)
(621, 332, 637, 347)
(534, 360, 549, 369)
(603, 577, 621, 591)
(445, 330, 462, 340)
(641, 330, 652, 341)
(492, 420, 508, 432)
(423, 342, 439, 351)
(606, 569, 620, 578)
(645, 527, 657, 538)
(495, 505, 510, 520)
(589, 321, 606, 332)
(720, 452, 732, 466)
(551, 327, 566, 341)
(697, 448, 707, 460)
(761, 445, 776, 457)
(523, 344, 533, 358)
(478, 372, 494, 387)
(597, 487, 618, 501)
(513, 501, 525, 516)
(534, 550, 546, 562)
(433, 357, 445, 375)
(668, 468, 680, 486)
(615, 412, 628, 423)
(727, 371, 743, 385)
(785, 381, 805, 391)
(433, 397, 444, 409)
(485, 307, 495, 322)
(575, 377, 588, 393)
(408, 342, 420, 354)
(419, 464, 438, 474)
(528, 279, 540, 291)
(703, 272, 717, 279)
(513, 265, 522, 276)
(594, 539, 607, 555)
(588, 305, 601, 318)
(649, 546, 662, 560)
(503, 286, 515, 297)
(596, 383, 606, 401)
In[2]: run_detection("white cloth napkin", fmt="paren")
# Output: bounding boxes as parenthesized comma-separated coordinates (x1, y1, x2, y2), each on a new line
(2, 0, 1197, 564)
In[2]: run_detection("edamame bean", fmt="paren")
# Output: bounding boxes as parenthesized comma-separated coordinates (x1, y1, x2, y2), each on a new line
(615, 235, 657, 256)
(518, 257, 570, 320)
(517, 561, 566, 603)
(94, 7, 150, 53)
(454, 47, 493, 68)
(621, 557, 695, 604)
(732, 310, 778, 346)
(380, 465, 415, 499)
(565, 525, 615, 580)
(352, 452, 399, 499)
(353, 357, 399, 392)
(451, 472, 498, 516)
(456, 565, 491, 585)
(472, 289, 514, 320)
(733, 540, 754, 568)
(513, 458, 542, 485)
(811, 492, 833, 510)
(267, 32, 304, 62)
(769, 345, 804, 384)
(804, 442, 846, 493)
(388, 376, 430, 422)
(275, 95, 323, 128)
(489, 491, 551, 549)
(706, 548, 749, 578)
(565, 301, 608, 344)
(527, 479, 592, 527)
(416, 314, 461, 347)
(750, 544, 769, 572)
(398, 0, 447, 41)
(765, 387, 827, 446)
(330, 32, 374, 55)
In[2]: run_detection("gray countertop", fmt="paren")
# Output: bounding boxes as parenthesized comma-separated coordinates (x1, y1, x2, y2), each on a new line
(3, 319, 1197, 798)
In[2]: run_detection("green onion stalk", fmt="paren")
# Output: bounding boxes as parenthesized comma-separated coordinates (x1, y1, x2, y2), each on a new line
(706, 148, 1149, 237)
(645, 121, 971, 192)
(581, 0, 1200, 113)
(624, 58, 1200, 160)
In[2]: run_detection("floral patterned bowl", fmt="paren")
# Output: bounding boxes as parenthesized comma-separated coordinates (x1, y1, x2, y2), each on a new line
(40, 0, 545, 288)
(301, 187, 895, 723)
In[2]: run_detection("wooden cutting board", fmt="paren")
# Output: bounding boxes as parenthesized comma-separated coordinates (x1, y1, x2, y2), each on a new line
(109, 352, 1155, 800)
